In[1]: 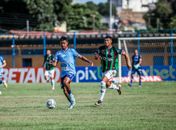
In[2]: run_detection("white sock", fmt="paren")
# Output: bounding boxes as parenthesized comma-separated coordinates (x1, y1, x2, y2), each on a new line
(46, 77, 49, 82)
(69, 93, 76, 104)
(99, 81, 106, 101)
(108, 83, 119, 90)
(51, 79, 55, 88)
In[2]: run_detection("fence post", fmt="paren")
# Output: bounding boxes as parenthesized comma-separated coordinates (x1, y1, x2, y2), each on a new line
(12, 34, 16, 67)
(170, 30, 174, 66)
(43, 32, 46, 56)
(137, 31, 140, 54)
(73, 32, 77, 49)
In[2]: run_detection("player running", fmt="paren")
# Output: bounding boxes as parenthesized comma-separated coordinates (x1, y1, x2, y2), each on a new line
(129, 49, 142, 87)
(43, 50, 55, 90)
(54, 36, 93, 109)
(0, 55, 8, 94)
(95, 35, 131, 106)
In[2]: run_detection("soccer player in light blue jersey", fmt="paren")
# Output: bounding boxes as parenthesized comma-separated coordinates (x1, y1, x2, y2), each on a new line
(54, 36, 93, 109)
(0, 55, 8, 94)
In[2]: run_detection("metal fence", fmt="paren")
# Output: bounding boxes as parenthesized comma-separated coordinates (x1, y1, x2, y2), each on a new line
(0, 30, 176, 68)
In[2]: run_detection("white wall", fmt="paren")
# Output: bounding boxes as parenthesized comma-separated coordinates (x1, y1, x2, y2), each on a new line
(122, 0, 157, 12)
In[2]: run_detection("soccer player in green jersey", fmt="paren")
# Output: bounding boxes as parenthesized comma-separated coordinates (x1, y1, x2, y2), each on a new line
(43, 50, 55, 90)
(95, 35, 131, 106)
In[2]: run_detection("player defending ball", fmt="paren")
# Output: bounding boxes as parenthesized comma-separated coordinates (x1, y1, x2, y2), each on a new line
(43, 50, 55, 90)
(53, 36, 93, 109)
(95, 35, 131, 106)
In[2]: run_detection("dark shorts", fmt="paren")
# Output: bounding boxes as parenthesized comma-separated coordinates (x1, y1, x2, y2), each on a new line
(131, 67, 142, 76)
(60, 73, 75, 88)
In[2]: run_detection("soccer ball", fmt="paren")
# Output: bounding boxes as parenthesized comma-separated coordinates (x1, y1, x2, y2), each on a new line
(46, 99, 56, 109)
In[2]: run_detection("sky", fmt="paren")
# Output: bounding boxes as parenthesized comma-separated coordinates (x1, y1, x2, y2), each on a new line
(74, 0, 107, 4)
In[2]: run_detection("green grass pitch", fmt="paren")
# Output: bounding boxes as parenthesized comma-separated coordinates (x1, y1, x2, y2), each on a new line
(0, 82, 176, 130)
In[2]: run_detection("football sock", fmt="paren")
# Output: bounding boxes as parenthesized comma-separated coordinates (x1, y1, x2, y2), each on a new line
(99, 81, 106, 101)
(46, 77, 49, 82)
(129, 74, 134, 86)
(112, 79, 119, 84)
(51, 79, 55, 88)
(0, 80, 2, 84)
(108, 83, 119, 90)
(130, 82, 132, 86)
(129, 79, 133, 86)
(69, 93, 76, 104)
(139, 77, 142, 86)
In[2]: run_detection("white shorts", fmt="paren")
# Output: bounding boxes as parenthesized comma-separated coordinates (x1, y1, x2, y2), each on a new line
(102, 70, 117, 80)
(44, 69, 55, 78)
(102, 70, 119, 84)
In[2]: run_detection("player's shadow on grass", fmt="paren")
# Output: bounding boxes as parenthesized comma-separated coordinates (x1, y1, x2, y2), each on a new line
(78, 104, 103, 108)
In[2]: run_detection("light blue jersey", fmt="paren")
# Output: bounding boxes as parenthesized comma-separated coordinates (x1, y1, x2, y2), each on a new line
(55, 48, 81, 78)
(0, 56, 4, 76)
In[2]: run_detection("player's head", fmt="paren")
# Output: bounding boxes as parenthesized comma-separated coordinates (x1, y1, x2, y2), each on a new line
(134, 49, 138, 55)
(46, 50, 51, 55)
(104, 35, 112, 47)
(60, 36, 68, 50)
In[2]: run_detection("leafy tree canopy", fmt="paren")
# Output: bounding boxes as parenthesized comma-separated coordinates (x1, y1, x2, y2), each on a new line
(67, 3, 102, 30)
(144, 0, 176, 30)
(0, 0, 116, 31)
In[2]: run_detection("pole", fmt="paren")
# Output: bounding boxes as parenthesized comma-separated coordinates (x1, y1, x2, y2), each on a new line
(118, 38, 122, 83)
(73, 32, 77, 49)
(43, 32, 46, 56)
(109, 0, 112, 31)
(137, 31, 140, 54)
(12, 34, 16, 67)
(170, 30, 174, 66)
(26, 20, 29, 33)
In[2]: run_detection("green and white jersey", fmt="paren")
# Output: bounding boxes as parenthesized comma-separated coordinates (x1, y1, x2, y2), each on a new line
(43, 54, 55, 70)
(96, 45, 122, 72)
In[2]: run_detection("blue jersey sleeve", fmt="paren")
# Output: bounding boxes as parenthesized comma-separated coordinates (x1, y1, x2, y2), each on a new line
(0, 56, 4, 64)
(71, 48, 81, 57)
(54, 52, 60, 62)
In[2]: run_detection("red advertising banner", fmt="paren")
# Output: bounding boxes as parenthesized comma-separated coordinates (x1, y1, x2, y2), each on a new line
(2, 68, 61, 83)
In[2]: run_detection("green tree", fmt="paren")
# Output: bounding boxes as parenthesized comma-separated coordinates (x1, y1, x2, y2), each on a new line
(0, 0, 28, 13)
(53, 0, 72, 24)
(169, 0, 176, 28)
(67, 4, 102, 31)
(98, 2, 116, 16)
(86, 1, 98, 11)
(170, 16, 176, 28)
(0, 0, 31, 29)
(144, 0, 176, 30)
(0, 0, 73, 31)
(25, 0, 56, 31)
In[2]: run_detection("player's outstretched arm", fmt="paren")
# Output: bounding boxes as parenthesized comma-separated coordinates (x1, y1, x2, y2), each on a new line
(94, 52, 101, 60)
(52, 61, 58, 67)
(79, 55, 94, 66)
(122, 50, 131, 69)
(0, 60, 7, 68)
